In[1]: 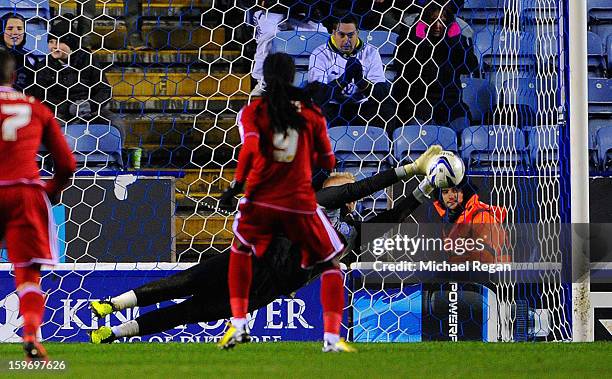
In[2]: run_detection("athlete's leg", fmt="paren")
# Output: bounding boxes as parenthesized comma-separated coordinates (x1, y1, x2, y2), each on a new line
(14, 264, 45, 341)
(91, 253, 231, 319)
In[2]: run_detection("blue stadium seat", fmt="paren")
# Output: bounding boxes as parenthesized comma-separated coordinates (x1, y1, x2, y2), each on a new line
(460, 0, 504, 24)
(475, 30, 536, 72)
(23, 20, 47, 56)
(607, 35, 612, 71)
(293, 69, 308, 87)
(521, 4, 559, 35)
(588, 120, 604, 170)
(587, 32, 606, 77)
(596, 126, 612, 171)
(337, 166, 388, 213)
(589, 118, 611, 146)
(498, 77, 541, 128)
(63, 124, 124, 171)
(461, 77, 495, 123)
(361, 30, 398, 65)
(588, 78, 612, 115)
(528, 126, 559, 169)
(460, 125, 527, 171)
(589, 0, 612, 49)
(0, 0, 50, 19)
(328, 126, 390, 167)
(392, 125, 457, 165)
(270, 31, 329, 67)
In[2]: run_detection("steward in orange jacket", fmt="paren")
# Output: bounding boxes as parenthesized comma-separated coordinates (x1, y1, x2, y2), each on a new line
(433, 179, 512, 263)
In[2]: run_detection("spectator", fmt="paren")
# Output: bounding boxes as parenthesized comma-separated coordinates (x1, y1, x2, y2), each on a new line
(0, 13, 40, 93)
(392, 2, 478, 131)
(432, 178, 511, 263)
(307, 15, 394, 129)
(34, 20, 125, 137)
(250, 0, 327, 95)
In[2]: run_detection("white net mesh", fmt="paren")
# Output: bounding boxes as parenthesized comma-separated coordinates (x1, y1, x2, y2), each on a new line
(0, 0, 577, 343)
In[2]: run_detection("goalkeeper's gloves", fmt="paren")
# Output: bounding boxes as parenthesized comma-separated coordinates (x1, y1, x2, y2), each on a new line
(218, 180, 244, 211)
(413, 176, 436, 204)
(398, 144, 443, 178)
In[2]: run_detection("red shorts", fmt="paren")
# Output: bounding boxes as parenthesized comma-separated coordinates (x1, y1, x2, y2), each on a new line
(232, 199, 344, 269)
(0, 185, 58, 267)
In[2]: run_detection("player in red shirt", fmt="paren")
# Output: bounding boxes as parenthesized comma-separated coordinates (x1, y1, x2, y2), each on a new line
(217, 52, 353, 352)
(0, 50, 76, 360)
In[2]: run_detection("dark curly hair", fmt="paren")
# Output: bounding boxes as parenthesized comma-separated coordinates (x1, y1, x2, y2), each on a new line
(257, 52, 321, 155)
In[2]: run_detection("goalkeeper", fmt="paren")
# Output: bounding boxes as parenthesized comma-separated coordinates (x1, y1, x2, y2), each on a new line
(88, 146, 444, 344)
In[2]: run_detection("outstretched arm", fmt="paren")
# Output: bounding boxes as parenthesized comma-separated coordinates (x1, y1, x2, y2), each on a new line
(316, 168, 401, 209)
(316, 145, 443, 209)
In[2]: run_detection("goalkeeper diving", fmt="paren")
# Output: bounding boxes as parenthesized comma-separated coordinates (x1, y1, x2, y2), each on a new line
(89, 146, 462, 349)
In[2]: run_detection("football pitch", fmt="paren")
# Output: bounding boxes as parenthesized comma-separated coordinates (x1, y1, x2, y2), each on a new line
(0, 342, 611, 378)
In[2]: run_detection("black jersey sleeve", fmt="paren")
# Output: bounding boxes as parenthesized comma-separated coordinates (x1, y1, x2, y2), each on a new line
(316, 168, 400, 209)
(365, 192, 424, 225)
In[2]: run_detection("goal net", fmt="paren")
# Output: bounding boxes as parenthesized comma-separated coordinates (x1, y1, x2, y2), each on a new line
(0, 0, 576, 343)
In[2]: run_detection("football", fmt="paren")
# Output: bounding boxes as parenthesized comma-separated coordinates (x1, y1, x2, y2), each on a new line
(427, 152, 465, 189)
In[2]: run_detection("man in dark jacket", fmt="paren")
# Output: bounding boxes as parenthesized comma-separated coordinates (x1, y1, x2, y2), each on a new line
(34, 20, 124, 137)
(392, 2, 479, 131)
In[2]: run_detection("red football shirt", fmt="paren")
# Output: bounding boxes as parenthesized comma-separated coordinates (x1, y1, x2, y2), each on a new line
(0, 87, 75, 198)
(235, 99, 335, 212)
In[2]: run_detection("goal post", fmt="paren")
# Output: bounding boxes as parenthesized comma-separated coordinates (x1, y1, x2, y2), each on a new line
(568, 0, 593, 343)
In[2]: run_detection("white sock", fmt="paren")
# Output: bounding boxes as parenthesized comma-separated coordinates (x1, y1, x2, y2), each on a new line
(111, 320, 139, 338)
(324, 332, 340, 344)
(111, 290, 137, 311)
(231, 317, 247, 331)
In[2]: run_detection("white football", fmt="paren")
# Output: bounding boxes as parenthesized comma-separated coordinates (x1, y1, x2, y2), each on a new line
(426, 152, 465, 189)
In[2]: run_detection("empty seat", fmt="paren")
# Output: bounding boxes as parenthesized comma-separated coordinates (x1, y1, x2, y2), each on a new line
(270, 31, 329, 66)
(607, 35, 612, 71)
(1, 0, 50, 19)
(24, 20, 48, 56)
(587, 32, 606, 77)
(475, 30, 536, 72)
(596, 126, 612, 170)
(361, 30, 398, 65)
(328, 126, 390, 168)
(589, 0, 612, 41)
(459, 0, 504, 24)
(461, 125, 527, 171)
(497, 77, 542, 128)
(392, 125, 457, 165)
(293, 69, 308, 87)
(337, 166, 389, 214)
(63, 124, 123, 171)
(589, 118, 611, 145)
(521, 3, 559, 35)
(461, 77, 496, 123)
(528, 126, 559, 169)
(588, 78, 612, 115)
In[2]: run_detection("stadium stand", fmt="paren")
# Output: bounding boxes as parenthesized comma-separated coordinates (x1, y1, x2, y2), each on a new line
(328, 126, 391, 168)
(63, 124, 123, 171)
(20, 0, 612, 257)
(588, 78, 612, 115)
(587, 31, 606, 77)
(589, 0, 612, 44)
(460, 125, 527, 171)
(528, 126, 560, 169)
(392, 125, 458, 165)
(460, 77, 496, 124)
(328, 125, 391, 214)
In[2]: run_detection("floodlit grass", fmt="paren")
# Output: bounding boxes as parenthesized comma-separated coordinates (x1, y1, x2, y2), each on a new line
(0, 342, 610, 378)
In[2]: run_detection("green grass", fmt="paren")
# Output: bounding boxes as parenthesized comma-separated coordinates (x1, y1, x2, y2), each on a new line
(0, 342, 611, 378)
